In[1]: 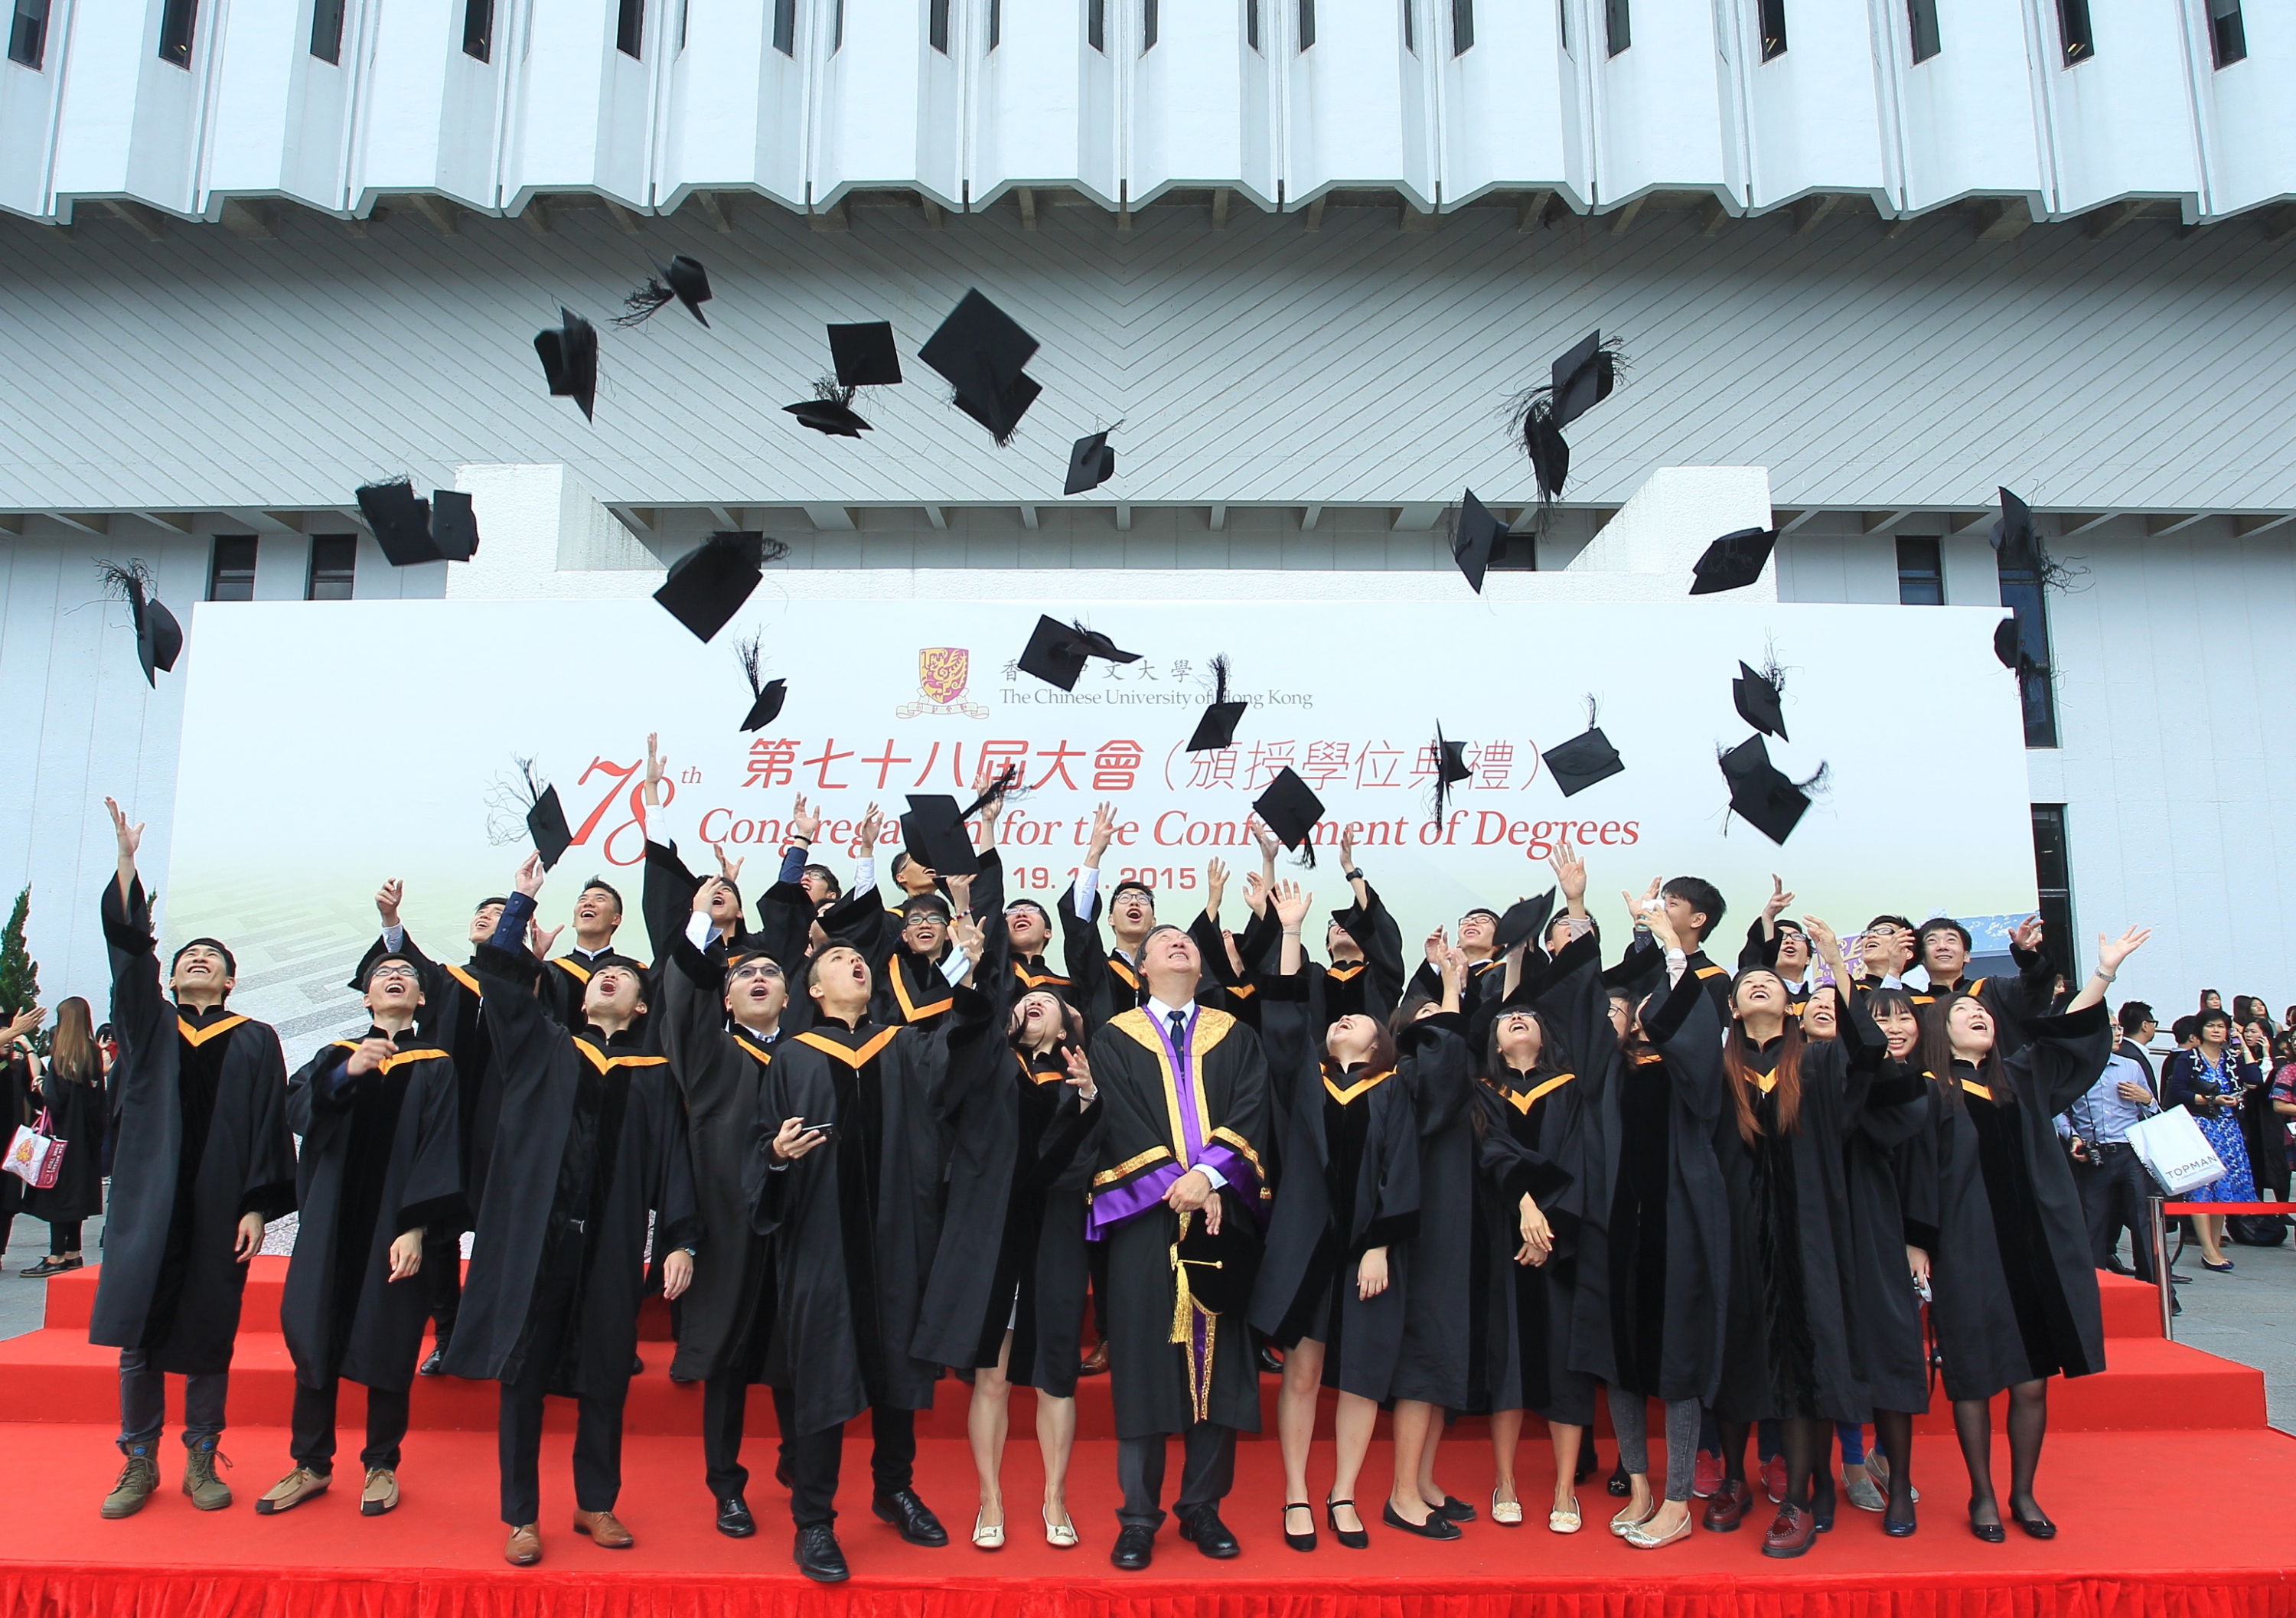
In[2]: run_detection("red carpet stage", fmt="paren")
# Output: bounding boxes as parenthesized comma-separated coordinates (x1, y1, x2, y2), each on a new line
(2, 1264, 2291, 1618)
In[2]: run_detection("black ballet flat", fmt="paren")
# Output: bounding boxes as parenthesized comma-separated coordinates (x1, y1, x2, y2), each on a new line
(1968, 1503, 2006, 1544)
(1883, 1512, 1918, 1538)
(1380, 1501, 1460, 1541)
(1283, 1502, 1317, 1552)
(2011, 1509, 2056, 1541)
(1426, 1494, 1476, 1523)
(1326, 1499, 1368, 1549)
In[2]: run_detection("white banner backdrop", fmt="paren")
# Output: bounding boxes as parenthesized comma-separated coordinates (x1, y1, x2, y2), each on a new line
(163, 596, 2035, 1032)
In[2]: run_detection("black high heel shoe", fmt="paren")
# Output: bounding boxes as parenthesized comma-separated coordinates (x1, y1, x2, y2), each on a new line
(1282, 1502, 1317, 1552)
(1967, 1501, 2006, 1544)
(1326, 1499, 1369, 1549)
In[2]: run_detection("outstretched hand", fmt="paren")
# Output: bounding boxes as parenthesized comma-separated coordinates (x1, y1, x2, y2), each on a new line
(376, 879, 404, 928)
(1273, 879, 1312, 931)
(2097, 925, 2151, 977)
(514, 852, 546, 899)
(2011, 913, 2046, 953)
(791, 794, 821, 843)
(1551, 840, 1587, 903)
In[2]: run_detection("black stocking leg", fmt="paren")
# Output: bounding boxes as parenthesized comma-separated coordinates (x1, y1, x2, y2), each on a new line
(1952, 1398, 1998, 1527)
(1717, 1419, 1751, 1488)
(1873, 1409, 1916, 1525)
(2004, 1379, 2049, 1525)
(1782, 1417, 1829, 1521)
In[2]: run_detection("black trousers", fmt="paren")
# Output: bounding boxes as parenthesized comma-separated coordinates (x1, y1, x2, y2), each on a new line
(1116, 1423, 1235, 1532)
(2081, 1144, 2160, 1283)
(291, 1377, 411, 1474)
(771, 1387, 915, 1529)
(704, 1374, 777, 1501)
(496, 1237, 631, 1525)
(422, 1228, 462, 1347)
(47, 1218, 82, 1254)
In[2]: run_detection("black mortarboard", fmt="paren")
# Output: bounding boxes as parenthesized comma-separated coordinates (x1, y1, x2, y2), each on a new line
(1991, 486, 2040, 572)
(1430, 723, 1473, 824)
(1547, 330, 1620, 429)
(920, 289, 1042, 445)
(1016, 615, 1140, 691)
(355, 478, 480, 566)
(1732, 659, 1789, 741)
(1065, 430, 1117, 496)
(1690, 527, 1777, 595)
(899, 794, 981, 879)
(1453, 489, 1504, 594)
(734, 632, 787, 732)
(1495, 888, 1558, 955)
(527, 785, 572, 869)
(98, 561, 183, 687)
(1189, 654, 1247, 753)
(654, 531, 787, 642)
(1541, 700, 1623, 797)
(1718, 736, 1815, 846)
(784, 388, 872, 438)
(430, 490, 480, 562)
(1252, 768, 1324, 858)
(1993, 616, 2020, 670)
(1526, 416, 1569, 502)
(614, 256, 713, 328)
(533, 308, 598, 420)
(828, 321, 902, 388)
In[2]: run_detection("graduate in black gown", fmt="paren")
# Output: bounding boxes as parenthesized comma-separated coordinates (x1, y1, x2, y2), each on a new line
(745, 936, 999, 1582)
(21, 998, 108, 1274)
(1250, 881, 1420, 1554)
(90, 798, 298, 1519)
(266, 953, 465, 1517)
(1919, 926, 2148, 1542)
(1907, 915, 2057, 1054)
(1088, 923, 1273, 1571)
(351, 881, 504, 1374)
(915, 984, 1101, 1551)
(446, 855, 699, 1567)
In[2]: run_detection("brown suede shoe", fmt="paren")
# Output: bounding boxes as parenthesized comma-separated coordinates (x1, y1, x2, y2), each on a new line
(574, 1509, 634, 1548)
(505, 1524, 542, 1565)
(360, 1467, 400, 1516)
(255, 1466, 331, 1515)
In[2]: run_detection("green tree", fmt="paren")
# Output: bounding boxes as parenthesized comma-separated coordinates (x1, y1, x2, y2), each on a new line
(0, 886, 40, 1036)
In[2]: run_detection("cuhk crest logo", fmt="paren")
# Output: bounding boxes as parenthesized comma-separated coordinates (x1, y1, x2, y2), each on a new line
(898, 648, 989, 718)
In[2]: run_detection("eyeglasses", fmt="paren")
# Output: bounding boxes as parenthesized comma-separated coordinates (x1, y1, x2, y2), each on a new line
(729, 962, 784, 984)
(369, 965, 421, 984)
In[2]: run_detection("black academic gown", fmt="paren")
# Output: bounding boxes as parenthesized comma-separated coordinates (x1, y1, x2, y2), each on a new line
(1250, 974, 1419, 1400)
(1925, 1002, 2113, 1402)
(1406, 956, 1509, 1019)
(967, 850, 1078, 1002)
(1087, 1006, 1272, 1438)
(352, 928, 497, 1226)
(1060, 883, 1147, 1034)
(1391, 1010, 1476, 1410)
(540, 947, 649, 1037)
(655, 928, 780, 1384)
(26, 1063, 108, 1224)
(89, 878, 297, 1375)
(1326, 881, 1407, 1023)
(283, 1034, 465, 1393)
(1910, 943, 2056, 1057)
(745, 1007, 994, 1437)
(444, 938, 699, 1396)
(1842, 1049, 1933, 1415)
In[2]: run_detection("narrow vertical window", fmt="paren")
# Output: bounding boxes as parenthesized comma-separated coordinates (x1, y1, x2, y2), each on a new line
(1451, 0, 1472, 52)
(2207, 0, 2244, 66)
(1557, 0, 1569, 53)
(309, 0, 345, 61)
(1997, 552, 2059, 748)
(306, 536, 357, 602)
(2056, 0, 2092, 62)
(1088, 0, 1104, 47)
(1894, 536, 1944, 605)
(158, 0, 198, 66)
(929, 0, 949, 51)
(207, 537, 257, 602)
(1298, 0, 1314, 47)
(2030, 805, 2076, 977)
(1246, 0, 1259, 50)
(833, 0, 844, 48)
(616, 0, 643, 56)
(1603, 0, 1627, 54)
(1756, 0, 1784, 57)
(677, 0, 688, 48)
(988, 0, 1000, 47)
(1402, 0, 1414, 52)
(462, 0, 493, 58)
(1904, 0, 1937, 59)
(771, 0, 794, 51)
(8, 0, 51, 67)
(1142, 0, 1156, 48)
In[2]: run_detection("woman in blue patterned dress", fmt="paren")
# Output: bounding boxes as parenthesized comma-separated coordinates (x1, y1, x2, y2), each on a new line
(2162, 1008, 2262, 1272)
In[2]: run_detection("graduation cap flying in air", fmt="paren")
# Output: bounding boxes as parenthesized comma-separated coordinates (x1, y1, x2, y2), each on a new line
(1065, 428, 1118, 496)
(1016, 615, 1142, 692)
(96, 560, 183, 687)
(1451, 489, 1508, 595)
(1429, 724, 1473, 824)
(1690, 527, 1777, 595)
(1253, 768, 1325, 869)
(533, 308, 598, 421)
(788, 321, 904, 438)
(1541, 696, 1624, 798)
(733, 631, 788, 732)
(613, 256, 713, 328)
(919, 289, 1043, 446)
(510, 756, 573, 869)
(1732, 655, 1789, 742)
(654, 531, 789, 643)
(1991, 485, 2049, 576)
(899, 794, 983, 880)
(1717, 736, 1826, 847)
(1993, 616, 2025, 671)
(1494, 888, 1559, 956)
(1508, 330, 1626, 521)
(354, 478, 481, 566)
(1189, 655, 1247, 753)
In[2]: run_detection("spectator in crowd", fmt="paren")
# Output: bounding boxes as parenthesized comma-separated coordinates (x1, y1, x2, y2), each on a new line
(2238, 1019, 2290, 1200)
(22, 998, 108, 1275)
(2232, 997, 2273, 1036)
(2162, 1009, 2262, 1271)
(2198, 990, 2224, 1018)
(2056, 1003, 2163, 1282)
(1, 1006, 44, 1255)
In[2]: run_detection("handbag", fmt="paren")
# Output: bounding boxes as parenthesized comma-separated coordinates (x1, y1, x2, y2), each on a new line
(4, 1109, 65, 1189)
(2125, 1104, 2227, 1197)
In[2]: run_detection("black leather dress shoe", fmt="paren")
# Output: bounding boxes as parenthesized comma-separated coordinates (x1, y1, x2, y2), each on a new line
(873, 1486, 950, 1546)
(795, 1525, 849, 1582)
(419, 1346, 448, 1377)
(717, 1496, 756, 1538)
(1381, 1501, 1462, 1540)
(1179, 1509, 1241, 1558)
(1111, 1523, 1156, 1569)
(1257, 1343, 1283, 1374)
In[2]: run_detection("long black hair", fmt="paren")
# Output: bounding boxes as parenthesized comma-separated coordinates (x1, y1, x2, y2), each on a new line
(1916, 991, 2006, 1111)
